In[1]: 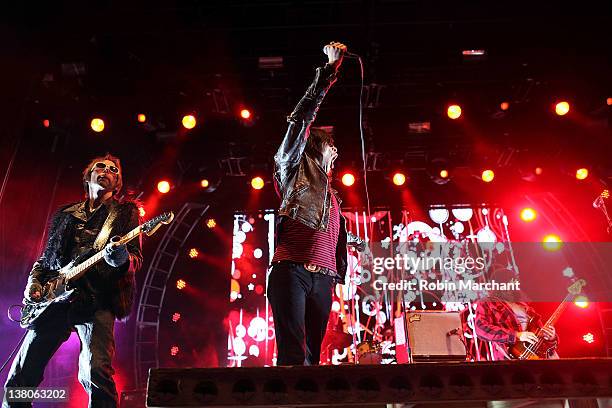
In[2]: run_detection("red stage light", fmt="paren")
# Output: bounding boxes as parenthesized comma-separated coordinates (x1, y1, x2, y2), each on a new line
(555, 101, 570, 116)
(439, 169, 449, 179)
(607, 97, 612, 106)
(251, 176, 265, 190)
(176, 279, 187, 290)
(206, 218, 217, 229)
(43, 119, 50, 128)
(481, 169, 495, 183)
(170, 346, 180, 356)
(542, 234, 563, 251)
(341, 172, 355, 187)
(171, 312, 181, 322)
(575, 168, 589, 180)
(392, 172, 406, 186)
(157, 180, 171, 194)
(200, 179, 210, 188)
(182, 115, 197, 129)
(582, 333, 595, 344)
(138, 206, 146, 218)
(574, 295, 589, 308)
(137, 113, 146, 123)
(91, 118, 105, 132)
(447, 105, 462, 119)
(500, 102, 510, 111)
(535, 167, 543, 175)
(240, 109, 251, 119)
(188, 248, 199, 258)
(520, 208, 537, 222)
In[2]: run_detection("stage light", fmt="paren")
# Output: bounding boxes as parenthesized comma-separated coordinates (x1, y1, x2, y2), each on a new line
(440, 169, 449, 179)
(392, 172, 406, 186)
(182, 114, 197, 129)
(200, 178, 210, 188)
(574, 295, 589, 308)
(582, 333, 595, 344)
(520, 208, 537, 222)
(137, 113, 146, 123)
(535, 167, 543, 175)
(170, 346, 180, 356)
(188, 248, 199, 258)
(176, 279, 187, 290)
(138, 206, 146, 218)
(555, 101, 570, 116)
(342, 172, 356, 187)
(542, 234, 563, 251)
(575, 168, 589, 180)
(251, 176, 264, 190)
(43, 119, 50, 128)
(240, 109, 251, 119)
(206, 218, 216, 229)
(462, 49, 485, 56)
(91, 118, 105, 132)
(481, 169, 495, 183)
(171, 312, 181, 322)
(500, 102, 510, 111)
(607, 97, 612, 106)
(447, 105, 462, 120)
(157, 180, 171, 194)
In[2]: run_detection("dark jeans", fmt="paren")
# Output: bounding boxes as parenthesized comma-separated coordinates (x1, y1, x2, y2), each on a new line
(3, 308, 118, 408)
(267, 261, 334, 366)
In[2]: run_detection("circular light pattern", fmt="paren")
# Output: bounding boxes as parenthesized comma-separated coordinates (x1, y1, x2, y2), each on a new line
(138, 206, 146, 217)
(500, 102, 510, 111)
(249, 345, 260, 357)
(170, 346, 179, 356)
(200, 179, 210, 188)
(575, 168, 589, 180)
(43, 119, 50, 128)
(535, 167, 543, 175)
(607, 97, 612, 106)
(439, 169, 449, 179)
(331, 301, 341, 312)
(137, 113, 146, 123)
(253, 248, 263, 259)
(235, 230, 246, 244)
(562, 267, 574, 278)
(176, 279, 186, 290)
(574, 295, 589, 308)
(542, 234, 563, 251)
(91, 118, 105, 132)
(447, 104, 462, 119)
(206, 218, 216, 229)
(582, 333, 595, 344)
(452, 208, 473, 222)
(232, 242, 243, 259)
(251, 176, 265, 190)
(520, 207, 537, 222)
(241, 222, 253, 233)
(342, 172, 355, 187)
(555, 101, 570, 116)
(232, 337, 246, 355)
(429, 208, 449, 224)
(392, 172, 406, 186)
(477, 226, 497, 243)
(450, 221, 464, 234)
(182, 114, 197, 129)
(240, 109, 251, 119)
(235, 324, 246, 338)
(481, 169, 495, 183)
(157, 180, 171, 194)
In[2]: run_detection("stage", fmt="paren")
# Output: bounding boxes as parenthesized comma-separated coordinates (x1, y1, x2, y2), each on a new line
(146, 358, 612, 407)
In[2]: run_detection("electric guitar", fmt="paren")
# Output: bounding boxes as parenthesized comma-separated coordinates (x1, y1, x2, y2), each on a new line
(508, 279, 586, 360)
(19, 211, 174, 329)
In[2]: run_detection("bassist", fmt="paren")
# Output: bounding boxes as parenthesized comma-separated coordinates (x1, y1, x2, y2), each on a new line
(3, 154, 142, 408)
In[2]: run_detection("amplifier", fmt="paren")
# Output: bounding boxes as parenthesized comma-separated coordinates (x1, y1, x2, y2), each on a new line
(406, 311, 466, 361)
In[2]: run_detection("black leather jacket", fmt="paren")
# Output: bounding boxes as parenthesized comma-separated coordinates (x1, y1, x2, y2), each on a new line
(273, 64, 363, 281)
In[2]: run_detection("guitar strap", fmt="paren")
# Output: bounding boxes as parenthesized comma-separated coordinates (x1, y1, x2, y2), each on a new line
(93, 204, 119, 251)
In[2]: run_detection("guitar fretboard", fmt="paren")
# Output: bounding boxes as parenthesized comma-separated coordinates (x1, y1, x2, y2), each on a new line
(63, 224, 143, 281)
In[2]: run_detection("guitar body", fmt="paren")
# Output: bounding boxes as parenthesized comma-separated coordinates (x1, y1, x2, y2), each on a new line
(20, 275, 76, 329)
(509, 341, 554, 360)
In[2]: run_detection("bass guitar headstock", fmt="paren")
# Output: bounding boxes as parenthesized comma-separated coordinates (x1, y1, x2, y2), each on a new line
(568, 279, 586, 296)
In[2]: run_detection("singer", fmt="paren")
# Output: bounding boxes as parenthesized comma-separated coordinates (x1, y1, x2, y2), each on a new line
(267, 41, 365, 366)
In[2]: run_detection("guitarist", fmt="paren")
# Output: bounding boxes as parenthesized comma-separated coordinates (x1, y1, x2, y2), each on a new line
(3, 154, 142, 408)
(475, 296, 559, 360)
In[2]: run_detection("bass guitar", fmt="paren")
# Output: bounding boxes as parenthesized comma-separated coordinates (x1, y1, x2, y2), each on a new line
(509, 279, 586, 359)
(20, 211, 174, 329)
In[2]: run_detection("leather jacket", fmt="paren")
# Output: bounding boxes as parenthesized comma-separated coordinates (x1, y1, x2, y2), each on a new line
(273, 64, 364, 281)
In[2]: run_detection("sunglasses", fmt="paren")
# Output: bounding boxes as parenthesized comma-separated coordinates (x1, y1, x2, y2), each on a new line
(93, 162, 120, 174)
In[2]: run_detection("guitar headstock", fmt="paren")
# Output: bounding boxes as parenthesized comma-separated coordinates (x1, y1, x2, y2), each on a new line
(142, 211, 175, 236)
(568, 279, 586, 296)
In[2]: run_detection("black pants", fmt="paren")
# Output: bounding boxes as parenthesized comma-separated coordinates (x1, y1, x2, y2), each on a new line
(3, 308, 118, 408)
(267, 262, 334, 366)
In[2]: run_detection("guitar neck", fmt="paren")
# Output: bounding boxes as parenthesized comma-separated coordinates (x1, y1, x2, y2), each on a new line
(64, 224, 142, 281)
(540, 292, 573, 331)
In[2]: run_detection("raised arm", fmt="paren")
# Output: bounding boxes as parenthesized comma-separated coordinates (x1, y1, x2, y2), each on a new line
(273, 42, 347, 182)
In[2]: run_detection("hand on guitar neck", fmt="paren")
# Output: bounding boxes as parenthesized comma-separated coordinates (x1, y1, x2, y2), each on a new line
(517, 326, 556, 344)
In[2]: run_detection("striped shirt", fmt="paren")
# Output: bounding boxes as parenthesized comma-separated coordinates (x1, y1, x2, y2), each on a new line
(272, 193, 340, 271)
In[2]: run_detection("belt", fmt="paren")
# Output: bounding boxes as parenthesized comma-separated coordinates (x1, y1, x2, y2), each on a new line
(304, 263, 337, 278)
